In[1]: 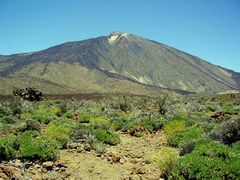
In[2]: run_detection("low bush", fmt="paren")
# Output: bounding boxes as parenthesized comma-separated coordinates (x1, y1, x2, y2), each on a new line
(148, 147, 178, 177)
(164, 119, 186, 136)
(94, 129, 120, 145)
(44, 125, 71, 147)
(0, 106, 10, 118)
(210, 118, 240, 145)
(21, 107, 60, 124)
(167, 127, 203, 147)
(20, 120, 42, 132)
(164, 119, 187, 147)
(78, 111, 92, 123)
(198, 121, 215, 133)
(134, 118, 164, 133)
(169, 140, 240, 179)
(63, 111, 74, 118)
(48, 118, 75, 130)
(0, 116, 16, 124)
(232, 141, 240, 150)
(0, 136, 17, 160)
(17, 131, 59, 161)
(9, 100, 22, 116)
(20, 112, 32, 120)
(224, 102, 238, 115)
(56, 101, 67, 116)
(179, 140, 197, 156)
(89, 116, 109, 129)
(90, 141, 106, 154)
(111, 118, 133, 132)
(71, 124, 95, 144)
(0, 123, 11, 132)
(34, 113, 56, 124)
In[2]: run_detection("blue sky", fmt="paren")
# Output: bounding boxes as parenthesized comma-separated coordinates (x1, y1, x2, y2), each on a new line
(1, 0, 240, 72)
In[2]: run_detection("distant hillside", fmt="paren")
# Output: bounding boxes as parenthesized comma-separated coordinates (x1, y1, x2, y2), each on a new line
(0, 31, 239, 95)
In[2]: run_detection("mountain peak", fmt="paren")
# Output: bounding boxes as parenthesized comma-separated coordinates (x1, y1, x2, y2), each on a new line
(109, 31, 125, 36)
(0, 32, 239, 94)
(108, 31, 128, 44)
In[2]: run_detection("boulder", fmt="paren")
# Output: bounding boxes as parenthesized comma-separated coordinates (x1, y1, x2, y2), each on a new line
(13, 87, 43, 101)
(0, 164, 22, 179)
(42, 161, 54, 170)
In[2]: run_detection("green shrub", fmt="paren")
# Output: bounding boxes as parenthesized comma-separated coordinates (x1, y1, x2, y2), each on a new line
(21, 106, 60, 124)
(46, 106, 61, 116)
(56, 102, 67, 116)
(94, 129, 120, 145)
(167, 127, 204, 147)
(0, 136, 17, 160)
(77, 124, 94, 133)
(0, 116, 16, 124)
(0, 106, 10, 118)
(178, 137, 210, 156)
(179, 140, 197, 156)
(63, 111, 74, 118)
(16, 130, 39, 144)
(17, 131, 59, 161)
(0, 130, 61, 162)
(91, 141, 106, 154)
(232, 141, 240, 150)
(89, 116, 109, 129)
(34, 113, 55, 124)
(198, 121, 215, 133)
(78, 111, 92, 123)
(166, 126, 203, 147)
(224, 102, 238, 115)
(72, 124, 120, 145)
(48, 118, 75, 130)
(44, 124, 71, 147)
(111, 118, 133, 132)
(147, 147, 178, 177)
(0, 123, 11, 132)
(169, 140, 240, 179)
(193, 141, 233, 159)
(181, 127, 204, 142)
(9, 100, 22, 116)
(33, 109, 58, 124)
(134, 118, 164, 133)
(21, 111, 56, 124)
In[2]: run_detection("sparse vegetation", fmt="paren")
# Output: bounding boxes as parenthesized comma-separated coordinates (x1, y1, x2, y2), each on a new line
(0, 93, 239, 179)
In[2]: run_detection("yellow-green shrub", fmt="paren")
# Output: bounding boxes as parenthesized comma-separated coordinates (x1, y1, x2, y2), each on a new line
(89, 116, 109, 129)
(164, 120, 186, 135)
(44, 125, 71, 147)
(148, 147, 178, 175)
(20, 113, 32, 120)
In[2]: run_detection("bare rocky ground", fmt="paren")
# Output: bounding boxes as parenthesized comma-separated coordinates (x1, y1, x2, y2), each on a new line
(0, 132, 165, 180)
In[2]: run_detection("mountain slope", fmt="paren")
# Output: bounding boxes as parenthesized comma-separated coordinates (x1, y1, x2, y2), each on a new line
(0, 31, 239, 95)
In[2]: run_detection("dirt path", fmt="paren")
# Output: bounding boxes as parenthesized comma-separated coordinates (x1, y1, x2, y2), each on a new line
(60, 131, 166, 179)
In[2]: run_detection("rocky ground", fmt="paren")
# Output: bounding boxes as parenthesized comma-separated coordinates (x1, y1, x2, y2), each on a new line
(0, 132, 165, 180)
